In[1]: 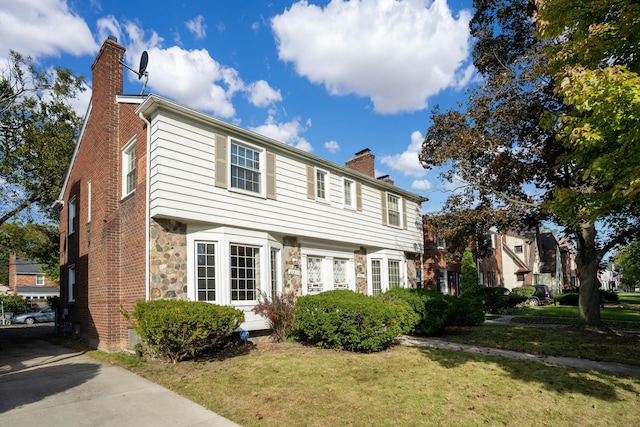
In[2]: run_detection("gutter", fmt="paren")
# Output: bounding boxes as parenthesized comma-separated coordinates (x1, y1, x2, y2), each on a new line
(139, 112, 151, 302)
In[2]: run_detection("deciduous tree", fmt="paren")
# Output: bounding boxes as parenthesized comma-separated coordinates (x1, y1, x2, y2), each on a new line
(420, 0, 640, 327)
(0, 51, 84, 226)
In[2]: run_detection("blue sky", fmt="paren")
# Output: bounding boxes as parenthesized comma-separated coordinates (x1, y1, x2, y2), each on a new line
(1, 0, 477, 213)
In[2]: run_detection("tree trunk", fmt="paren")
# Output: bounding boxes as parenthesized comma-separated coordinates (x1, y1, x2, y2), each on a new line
(574, 222, 602, 326)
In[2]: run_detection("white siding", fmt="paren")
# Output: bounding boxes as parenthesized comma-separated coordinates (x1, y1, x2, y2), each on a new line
(147, 109, 422, 252)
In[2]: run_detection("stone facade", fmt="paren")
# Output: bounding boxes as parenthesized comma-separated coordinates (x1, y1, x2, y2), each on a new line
(283, 236, 302, 295)
(354, 247, 368, 293)
(149, 218, 188, 300)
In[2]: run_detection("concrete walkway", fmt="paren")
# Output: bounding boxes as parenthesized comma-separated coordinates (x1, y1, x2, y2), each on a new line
(0, 325, 240, 426)
(398, 315, 640, 378)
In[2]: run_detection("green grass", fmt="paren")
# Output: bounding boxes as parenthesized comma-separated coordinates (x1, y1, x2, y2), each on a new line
(91, 342, 640, 427)
(511, 292, 640, 329)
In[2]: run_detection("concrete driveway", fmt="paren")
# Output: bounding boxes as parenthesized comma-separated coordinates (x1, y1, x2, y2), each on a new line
(0, 324, 240, 426)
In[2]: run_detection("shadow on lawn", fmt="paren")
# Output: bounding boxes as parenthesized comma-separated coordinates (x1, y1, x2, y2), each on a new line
(416, 346, 639, 402)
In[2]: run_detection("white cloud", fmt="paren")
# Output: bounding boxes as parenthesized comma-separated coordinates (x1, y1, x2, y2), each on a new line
(247, 80, 282, 107)
(0, 0, 98, 59)
(250, 114, 313, 152)
(251, 22, 260, 32)
(411, 179, 433, 191)
(272, 0, 472, 114)
(96, 16, 122, 44)
(186, 15, 207, 40)
(116, 21, 280, 119)
(380, 130, 426, 178)
(324, 140, 340, 153)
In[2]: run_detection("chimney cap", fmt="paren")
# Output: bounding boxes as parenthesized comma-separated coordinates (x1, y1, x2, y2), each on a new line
(355, 148, 371, 156)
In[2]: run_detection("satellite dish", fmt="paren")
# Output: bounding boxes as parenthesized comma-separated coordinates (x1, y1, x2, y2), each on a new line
(119, 51, 150, 94)
(138, 51, 148, 80)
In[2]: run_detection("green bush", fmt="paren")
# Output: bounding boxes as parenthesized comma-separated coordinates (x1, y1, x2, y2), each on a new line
(294, 290, 418, 352)
(447, 292, 485, 326)
(122, 300, 244, 363)
(511, 286, 536, 298)
(600, 289, 619, 303)
(556, 293, 579, 306)
(381, 288, 450, 336)
(481, 287, 528, 313)
(1, 295, 31, 315)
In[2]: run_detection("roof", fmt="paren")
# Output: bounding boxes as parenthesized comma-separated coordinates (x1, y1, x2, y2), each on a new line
(14, 258, 44, 275)
(16, 286, 59, 295)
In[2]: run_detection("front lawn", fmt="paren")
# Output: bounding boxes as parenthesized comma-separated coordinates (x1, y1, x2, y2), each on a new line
(91, 341, 640, 427)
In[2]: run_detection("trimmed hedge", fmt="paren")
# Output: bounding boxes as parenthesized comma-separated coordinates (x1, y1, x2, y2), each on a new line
(122, 300, 244, 363)
(556, 290, 620, 306)
(294, 290, 418, 352)
(481, 287, 528, 313)
(511, 286, 536, 298)
(381, 288, 450, 336)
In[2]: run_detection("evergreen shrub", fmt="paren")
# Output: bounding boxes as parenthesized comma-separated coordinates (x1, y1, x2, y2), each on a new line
(294, 290, 418, 352)
(381, 287, 450, 336)
(122, 300, 244, 363)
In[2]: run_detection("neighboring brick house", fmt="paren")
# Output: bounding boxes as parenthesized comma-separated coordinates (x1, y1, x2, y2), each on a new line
(421, 219, 461, 295)
(558, 236, 579, 290)
(7, 253, 59, 303)
(56, 38, 425, 351)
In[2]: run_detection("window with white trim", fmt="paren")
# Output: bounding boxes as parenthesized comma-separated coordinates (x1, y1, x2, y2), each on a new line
(231, 142, 261, 193)
(230, 245, 259, 301)
(387, 193, 401, 227)
(68, 197, 76, 235)
(333, 258, 348, 289)
(371, 260, 382, 296)
(68, 265, 75, 302)
(307, 256, 324, 293)
(343, 178, 355, 209)
(36, 275, 44, 286)
(270, 248, 280, 297)
(196, 242, 216, 302)
(388, 260, 401, 288)
(316, 169, 329, 202)
(87, 180, 92, 223)
(122, 139, 136, 197)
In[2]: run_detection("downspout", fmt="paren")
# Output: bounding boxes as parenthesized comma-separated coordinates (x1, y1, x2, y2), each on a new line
(139, 112, 151, 301)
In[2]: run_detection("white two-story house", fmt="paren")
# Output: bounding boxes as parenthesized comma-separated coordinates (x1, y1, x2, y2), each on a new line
(57, 38, 425, 351)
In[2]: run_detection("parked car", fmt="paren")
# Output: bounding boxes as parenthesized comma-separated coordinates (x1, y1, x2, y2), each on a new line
(527, 284, 554, 306)
(11, 307, 56, 324)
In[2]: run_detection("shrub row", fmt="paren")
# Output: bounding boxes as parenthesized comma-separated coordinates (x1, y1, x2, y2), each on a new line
(481, 287, 528, 313)
(556, 289, 620, 306)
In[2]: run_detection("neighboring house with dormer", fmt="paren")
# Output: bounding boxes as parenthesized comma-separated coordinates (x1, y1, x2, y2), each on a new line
(7, 253, 59, 304)
(56, 38, 425, 351)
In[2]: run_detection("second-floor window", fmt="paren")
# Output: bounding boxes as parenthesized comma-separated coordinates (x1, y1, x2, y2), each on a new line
(343, 178, 355, 208)
(316, 169, 328, 201)
(68, 196, 76, 235)
(387, 194, 401, 227)
(514, 245, 523, 253)
(36, 275, 44, 286)
(231, 142, 261, 193)
(122, 140, 136, 196)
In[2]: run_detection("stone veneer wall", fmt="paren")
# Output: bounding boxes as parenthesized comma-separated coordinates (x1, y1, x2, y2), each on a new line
(354, 247, 368, 294)
(149, 218, 188, 300)
(406, 252, 418, 289)
(283, 236, 302, 295)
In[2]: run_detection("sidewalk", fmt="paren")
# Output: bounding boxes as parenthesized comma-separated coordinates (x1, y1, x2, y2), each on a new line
(397, 315, 640, 378)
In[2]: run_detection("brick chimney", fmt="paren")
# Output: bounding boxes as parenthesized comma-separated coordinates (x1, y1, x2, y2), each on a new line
(346, 148, 375, 178)
(91, 36, 125, 108)
(377, 174, 394, 186)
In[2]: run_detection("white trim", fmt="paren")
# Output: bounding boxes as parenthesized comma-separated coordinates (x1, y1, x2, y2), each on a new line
(122, 137, 136, 198)
(68, 196, 76, 235)
(229, 137, 267, 198)
(342, 177, 356, 210)
(315, 167, 330, 203)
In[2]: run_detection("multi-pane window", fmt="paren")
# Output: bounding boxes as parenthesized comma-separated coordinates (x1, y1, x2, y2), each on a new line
(387, 194, 400, 227)
(68, 197, 76, 235)
(36, 275, 44, 286)
(343, 178, 354, 208)
(123, 141, 136, 196)
(388, 260, 401, 288)
(196, 243, 216, 301)
(68, 265, 75, 302)
(307, 256, 323, 293)
(514, 245, 523, 253)
(230, 245, 259, 301)
(231, 142, 261, 193)
(371, 259, 382, 296)
(316, 170, 328, 200)
(333, 258, 348, 289)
